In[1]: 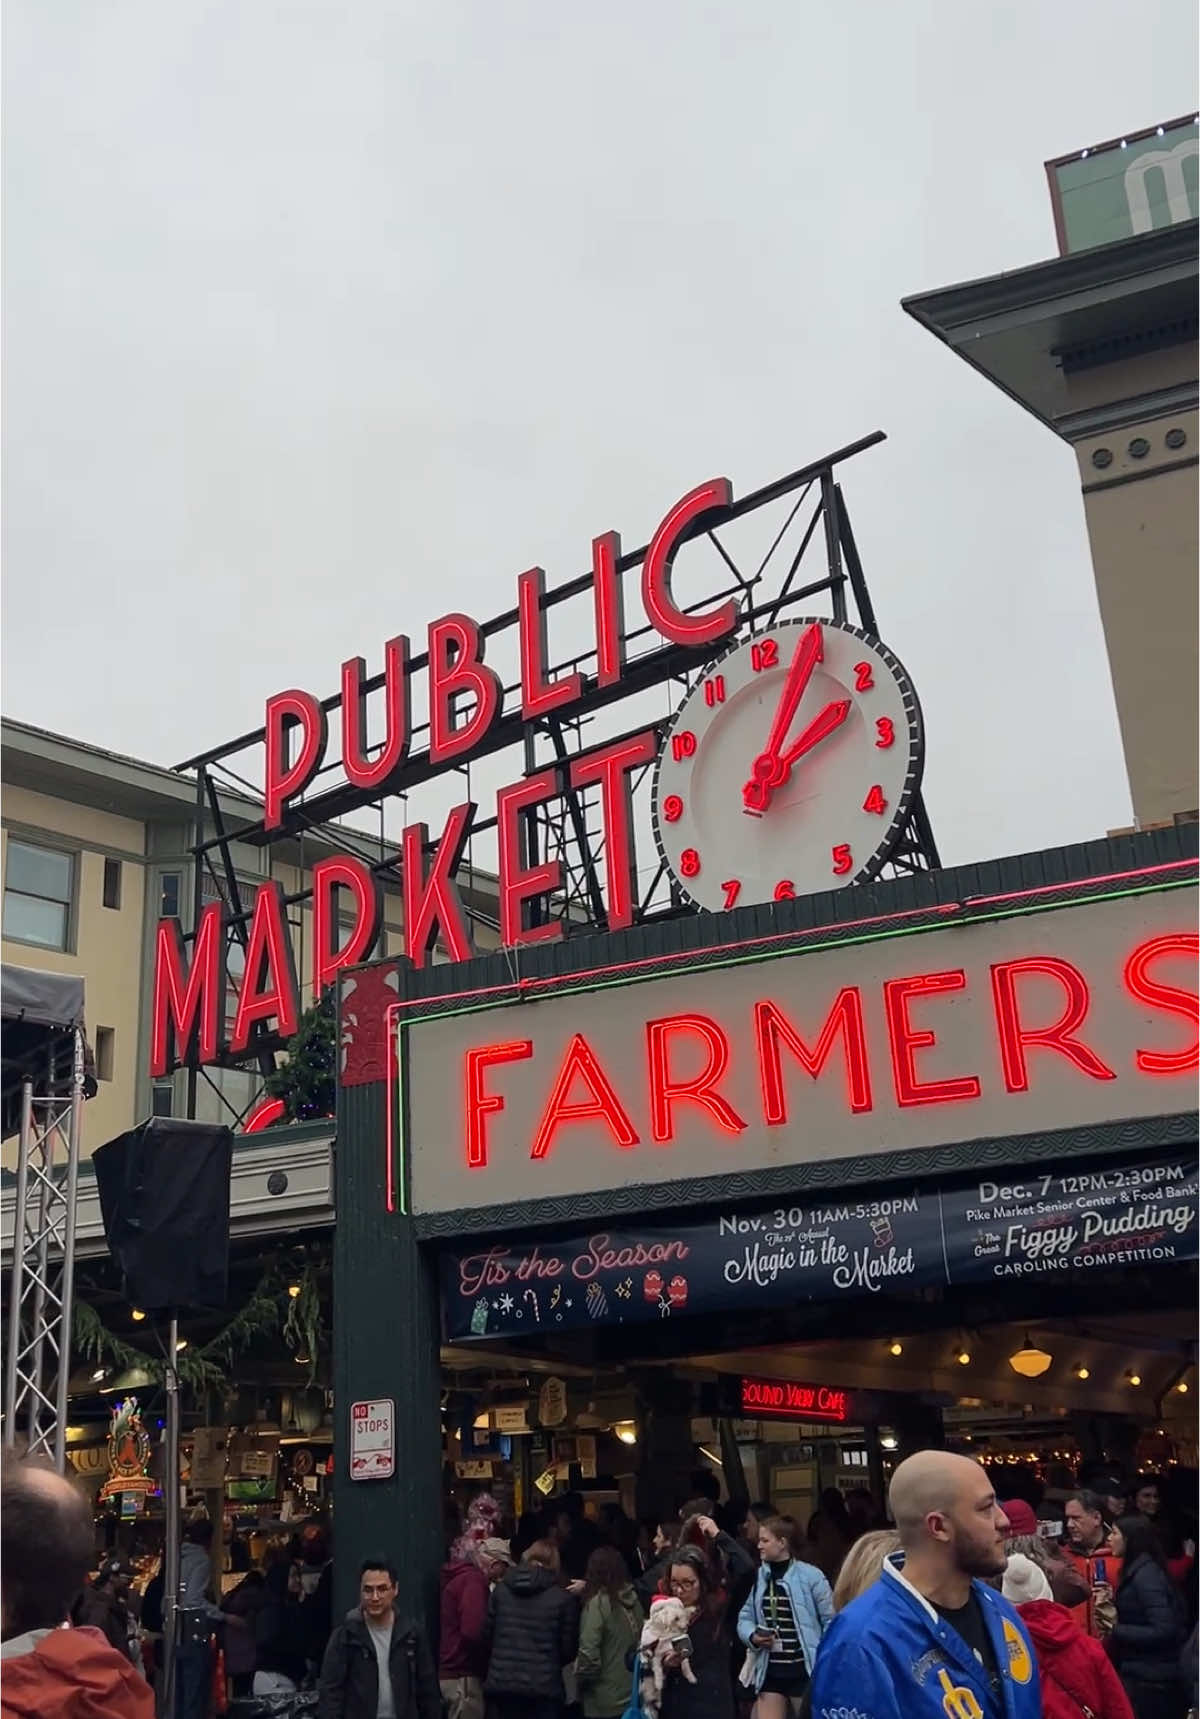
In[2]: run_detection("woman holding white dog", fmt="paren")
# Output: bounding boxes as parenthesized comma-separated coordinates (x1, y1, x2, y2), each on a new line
(645, 1515, 755, 1719)
(736, 1516, 833, 1718)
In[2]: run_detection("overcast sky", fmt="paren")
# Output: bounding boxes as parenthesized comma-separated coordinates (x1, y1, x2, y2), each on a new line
(4, 1, 1197, 873)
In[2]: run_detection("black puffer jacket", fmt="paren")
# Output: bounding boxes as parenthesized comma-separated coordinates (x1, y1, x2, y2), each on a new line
(1110, 1553, 1187, 1688)
(485, 1565, 579, 1699)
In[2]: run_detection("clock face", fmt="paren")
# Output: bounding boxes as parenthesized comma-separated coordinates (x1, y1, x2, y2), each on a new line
(650, 618, 924, 912)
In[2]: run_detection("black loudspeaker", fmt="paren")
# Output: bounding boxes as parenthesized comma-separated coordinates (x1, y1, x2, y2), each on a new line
(93, 1117, 233, 1313)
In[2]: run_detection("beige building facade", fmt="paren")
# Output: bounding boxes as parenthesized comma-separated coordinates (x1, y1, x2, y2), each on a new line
(1, 718, 498, 1159)
(904, 121, 1198, 831)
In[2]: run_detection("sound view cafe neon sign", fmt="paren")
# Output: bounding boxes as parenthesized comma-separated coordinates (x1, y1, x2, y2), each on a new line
(150, 476, 741, 1077)
(740, 1376, 850, 1424)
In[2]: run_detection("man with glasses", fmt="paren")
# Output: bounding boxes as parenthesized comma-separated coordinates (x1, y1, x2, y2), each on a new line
(318, 1560, 440, 1719)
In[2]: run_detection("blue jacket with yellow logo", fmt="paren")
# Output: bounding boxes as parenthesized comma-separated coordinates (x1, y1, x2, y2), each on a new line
(810, 1554, 1039, 1719)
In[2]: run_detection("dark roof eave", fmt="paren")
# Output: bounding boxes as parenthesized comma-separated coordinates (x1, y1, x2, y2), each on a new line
(902, 220, 1199, 336)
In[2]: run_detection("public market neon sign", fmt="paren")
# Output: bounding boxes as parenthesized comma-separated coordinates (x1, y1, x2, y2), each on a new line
(150, 477, 738, 1075)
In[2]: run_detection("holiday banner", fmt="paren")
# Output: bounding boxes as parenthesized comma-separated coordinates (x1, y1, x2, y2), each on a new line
(439, 1150, 1197, 1339)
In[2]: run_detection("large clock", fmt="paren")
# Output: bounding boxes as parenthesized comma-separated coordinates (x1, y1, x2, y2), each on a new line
(650, 617, 924, 912)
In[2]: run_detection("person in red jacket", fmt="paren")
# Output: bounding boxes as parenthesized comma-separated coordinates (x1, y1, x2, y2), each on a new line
(439, 1535, 500, 1719)
(1003, 1552, 1134, 1719)
(1, 1453, 153, 1719)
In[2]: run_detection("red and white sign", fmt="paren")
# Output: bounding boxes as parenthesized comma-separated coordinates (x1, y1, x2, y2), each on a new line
(349, 1398, 395, 1481)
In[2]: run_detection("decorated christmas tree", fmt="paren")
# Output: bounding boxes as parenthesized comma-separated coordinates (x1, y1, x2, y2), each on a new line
(264, 992, 336, 1121)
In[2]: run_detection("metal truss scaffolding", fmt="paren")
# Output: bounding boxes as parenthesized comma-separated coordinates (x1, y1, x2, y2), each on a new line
(2, 1031, 85, 1469)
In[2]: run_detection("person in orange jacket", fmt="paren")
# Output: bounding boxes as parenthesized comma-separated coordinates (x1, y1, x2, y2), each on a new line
(1, 1452, 153, 1719)
(1062, 1491, 1124, 1640)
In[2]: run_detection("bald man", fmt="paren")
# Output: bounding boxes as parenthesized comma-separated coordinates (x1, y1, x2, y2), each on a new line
(1, 1452, 153, 1718)
(809, 1451, 1039, 1719)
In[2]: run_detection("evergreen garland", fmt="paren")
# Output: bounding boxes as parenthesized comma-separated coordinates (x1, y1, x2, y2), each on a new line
(73, 1256, 326, 1399)
(264, 992, 336, 1121)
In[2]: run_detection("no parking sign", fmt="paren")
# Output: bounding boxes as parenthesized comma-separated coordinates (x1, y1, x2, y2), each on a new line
(349, 1398, 395, 1481)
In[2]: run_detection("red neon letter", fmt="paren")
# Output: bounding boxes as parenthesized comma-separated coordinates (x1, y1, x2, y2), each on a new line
(755, 991, 873, 1123)
(884, 970, 982, 1106)
(498, 771, 563, 949)
(341, 637, 411, 791)
(990, 957, 1116, 1092)
(403, 802, 476, 967)
(428, 613, 502, 766)
(465, 1040, 533, 1167)
(569, 730, 658, 932)
(149, 902, 225, 1076)
(641, 478, 737, 648)
(230, 882, 301, 1054)
(264, 690, 327, 830)
(1124, 934, 1199, 1075)
(646, 1013, 747, 1142)
(518, 567, 583, 721)
(530, 1033, 640, 1159)
(311, 856, 383, 997)
(592, 531, 626, 689)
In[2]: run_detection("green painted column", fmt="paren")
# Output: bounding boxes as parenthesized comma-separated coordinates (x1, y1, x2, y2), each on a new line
(332, 1077, 444, 1626)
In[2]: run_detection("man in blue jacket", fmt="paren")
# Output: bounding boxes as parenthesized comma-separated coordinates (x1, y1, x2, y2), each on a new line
(810, 1450, 1039, 1719)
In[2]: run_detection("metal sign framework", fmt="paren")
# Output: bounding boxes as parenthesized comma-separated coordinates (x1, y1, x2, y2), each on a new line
(2, 1033, 85, 1466)
(172, 432, 939, 1123)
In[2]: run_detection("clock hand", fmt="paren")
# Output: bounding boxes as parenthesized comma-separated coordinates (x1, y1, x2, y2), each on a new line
(777, 697, 851, 770)
(742, 623, 824, 816)
(742, 699, 851, 815)
(759, 622, 823, 765)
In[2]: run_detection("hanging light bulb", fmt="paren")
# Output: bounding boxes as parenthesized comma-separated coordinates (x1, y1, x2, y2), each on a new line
(956, 1347, 971, 1366)
(131, 1309, 146, 1322)
(1176, 1380, 1189, 1394)
(1127, 1371, 1142, 1388)
(1075, 1366, 1090, 1381)
(887, 1340, 903, 1357)
(1009, 1335, 1052, 1379)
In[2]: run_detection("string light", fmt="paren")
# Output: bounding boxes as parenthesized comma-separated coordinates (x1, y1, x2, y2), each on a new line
(131, 1309, 146, 1322)
(956, 1347, 971, 1366)
(887, 1340, 903, 1357)
(1075, 1366, 1090, 1381)
(1127, 1371, 1142, 1388)
(1176, 1381, 1189, 1394)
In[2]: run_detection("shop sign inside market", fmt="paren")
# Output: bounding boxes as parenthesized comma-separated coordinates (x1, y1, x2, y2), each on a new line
(404, 885, 1196, 1214)
(739, 1376, 850, 1423)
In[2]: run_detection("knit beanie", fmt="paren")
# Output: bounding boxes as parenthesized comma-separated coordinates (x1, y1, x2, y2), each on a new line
(1002, 1551, 1053, 1606)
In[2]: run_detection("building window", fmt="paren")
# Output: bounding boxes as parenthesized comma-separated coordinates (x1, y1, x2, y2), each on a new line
(151, 1082, 174, 1117)
(102, 858, 122, 911)
(95, 1027, 115, 1082)
(2, 839, 74, 950)
(160, 872, 181, 918)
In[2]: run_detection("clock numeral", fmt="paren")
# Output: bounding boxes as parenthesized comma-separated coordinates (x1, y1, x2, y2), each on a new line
(854, 661, 875, 692)
(773, 879, 795, 901)
(874, 717, 895, 750)
(832, 843, 854, 876)
(750, 638, 780, 673)
(721, 879, 741, 909)
(863, 784, 888, 815)
(704, 674, 726, 707)
(671, 730, 697, 762)
(662, 794, 684, 824)
(680, 848, 701, 879)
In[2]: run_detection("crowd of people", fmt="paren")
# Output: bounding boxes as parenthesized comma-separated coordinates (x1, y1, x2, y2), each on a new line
(420, 1470, 1198, 1719)
(2, 1450, 1196, 1719)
